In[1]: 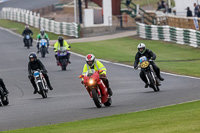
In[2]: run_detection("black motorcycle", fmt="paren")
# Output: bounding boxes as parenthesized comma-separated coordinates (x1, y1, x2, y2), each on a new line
(0, 87, 9, 106)
(57, 46, 71, 71)
(39, 39, 47, 58)
(24, 34, 32, 49)
(138, 56, 160, 92)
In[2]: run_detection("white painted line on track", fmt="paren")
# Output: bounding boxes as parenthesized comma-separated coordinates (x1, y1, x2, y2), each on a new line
(1, 26, 200, 80)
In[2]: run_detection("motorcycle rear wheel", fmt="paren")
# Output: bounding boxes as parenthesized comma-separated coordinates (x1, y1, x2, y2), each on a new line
(92, 88, 102, 108)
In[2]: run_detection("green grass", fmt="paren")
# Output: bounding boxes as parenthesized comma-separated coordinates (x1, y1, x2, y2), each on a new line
(71, 36, 200, 77)
(3, 100, 200, 133)
(0, 19, 70, 40)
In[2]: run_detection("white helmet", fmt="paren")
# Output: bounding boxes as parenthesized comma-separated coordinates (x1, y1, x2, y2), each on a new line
(137, 43, 146, 54)
(25, 25, 29, 29)
(86, 54, 95, 67)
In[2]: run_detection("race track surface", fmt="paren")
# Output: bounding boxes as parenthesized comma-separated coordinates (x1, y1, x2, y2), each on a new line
(0, 0, 60, 10)
(0, 28, 200, 131)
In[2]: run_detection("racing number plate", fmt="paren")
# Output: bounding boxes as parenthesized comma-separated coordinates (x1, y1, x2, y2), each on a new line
(141, 61, 149, 68)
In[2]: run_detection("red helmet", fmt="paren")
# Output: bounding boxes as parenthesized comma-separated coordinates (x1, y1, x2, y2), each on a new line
(86, 54, 95, 67)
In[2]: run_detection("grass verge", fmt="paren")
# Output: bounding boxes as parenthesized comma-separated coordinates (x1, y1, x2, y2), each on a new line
(71, 36, 200, 77)
(0, 19, 71, 40)
(2, 100, 200, 133)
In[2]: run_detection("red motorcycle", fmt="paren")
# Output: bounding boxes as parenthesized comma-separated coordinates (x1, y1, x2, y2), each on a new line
(79, 69, 112, 108)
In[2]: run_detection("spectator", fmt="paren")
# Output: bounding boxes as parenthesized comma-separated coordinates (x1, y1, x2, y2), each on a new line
(126, 0, 131, 10)
(194, 3, 199, 17)
(197, 8, 200, 17)
(186, 7, 193, 17)
(160, 0, 166, 9)
(156, 2, 162, 11)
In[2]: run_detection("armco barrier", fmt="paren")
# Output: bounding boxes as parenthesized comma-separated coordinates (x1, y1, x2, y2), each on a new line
(136, 22, 200, 47)
(0, 7, 79, 38)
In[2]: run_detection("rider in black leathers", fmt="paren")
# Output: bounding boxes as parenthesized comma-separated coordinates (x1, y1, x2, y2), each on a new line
(134, 43, 164, 88)
(0, 78, 9, 95)
(22, 25, 33, 46)
(28, 52, 53, 94)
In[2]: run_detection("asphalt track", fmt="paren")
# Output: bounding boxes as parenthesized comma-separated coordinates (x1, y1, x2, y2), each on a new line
(1, 0, 200, 131)
(0, 0, 60, 10)
(0, 27, 200, 131)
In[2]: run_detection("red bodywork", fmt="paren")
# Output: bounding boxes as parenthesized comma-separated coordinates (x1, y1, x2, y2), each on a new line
(82, 71, 109, 104)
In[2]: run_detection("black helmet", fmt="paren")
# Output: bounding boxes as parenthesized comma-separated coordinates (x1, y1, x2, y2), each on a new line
(40, 29, 45, 36)
(58, 36, 64, 46)
(29, 52, 37, 62)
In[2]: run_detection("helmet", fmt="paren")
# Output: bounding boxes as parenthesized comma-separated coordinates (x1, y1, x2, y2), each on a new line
(137, 43, 146, 54)
(29, 52, 37, 62)
(25, 25, 29, 29)
(58, 36, 64, 46)
(86, 54, 95, 67)
(40, 29, 45, 36)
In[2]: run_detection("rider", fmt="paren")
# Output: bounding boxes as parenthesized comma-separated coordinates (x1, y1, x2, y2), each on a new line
(54, 36, 71, 65)
(22, 25, 33, 46)
(28, 52, 53, 94)
(0, 78, 9, 95)
(81, 54, 113, 96)
(134, 43, 164, 88)
(37, 29, 50, 54)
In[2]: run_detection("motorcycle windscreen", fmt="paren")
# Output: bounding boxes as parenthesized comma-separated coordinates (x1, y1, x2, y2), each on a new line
(26, 35, 30, 39)
(40, 39, 47, 46)
(86, 69, 95, 76)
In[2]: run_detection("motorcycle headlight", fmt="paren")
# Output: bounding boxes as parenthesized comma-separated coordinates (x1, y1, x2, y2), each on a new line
(89, 79, 94, 85)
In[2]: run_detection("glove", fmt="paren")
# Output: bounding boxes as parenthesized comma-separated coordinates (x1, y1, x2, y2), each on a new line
(28, 74, 32, 79)
(41, 70, 48, 74)
(100, 73, 106, 78)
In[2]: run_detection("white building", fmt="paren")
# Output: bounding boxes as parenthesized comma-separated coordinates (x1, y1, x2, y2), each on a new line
(174, 0, 200, 16)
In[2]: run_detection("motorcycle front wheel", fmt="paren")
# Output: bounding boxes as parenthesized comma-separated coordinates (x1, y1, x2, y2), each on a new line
(38, 82, 47, 98)
(92, 88, 102, 108)
(146, 72, 158, 92)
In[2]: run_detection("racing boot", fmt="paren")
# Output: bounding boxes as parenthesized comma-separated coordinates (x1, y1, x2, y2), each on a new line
(145, 83, 149, 88)
(46, 47, 49, 54)
(33, 87, 38, 94)
(158, 76, 164, 81)
(107, 87, 113, 96)
(48, 84, 53, 90)
(3, 89, 9, 95)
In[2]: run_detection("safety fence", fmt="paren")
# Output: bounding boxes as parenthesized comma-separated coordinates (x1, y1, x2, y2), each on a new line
(0, 7, 79, 38)
(136, 22, 200, 47)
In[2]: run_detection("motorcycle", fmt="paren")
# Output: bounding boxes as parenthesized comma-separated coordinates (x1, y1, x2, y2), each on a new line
(79, 69, 112, 108)
(39, 39, 47, 58)
(24, 34, 32, 49)
(139, 56, 160, 92)
(57, 46, 70, 71)
(0, 87, 9, 106)
(33, 70, 48, 98)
